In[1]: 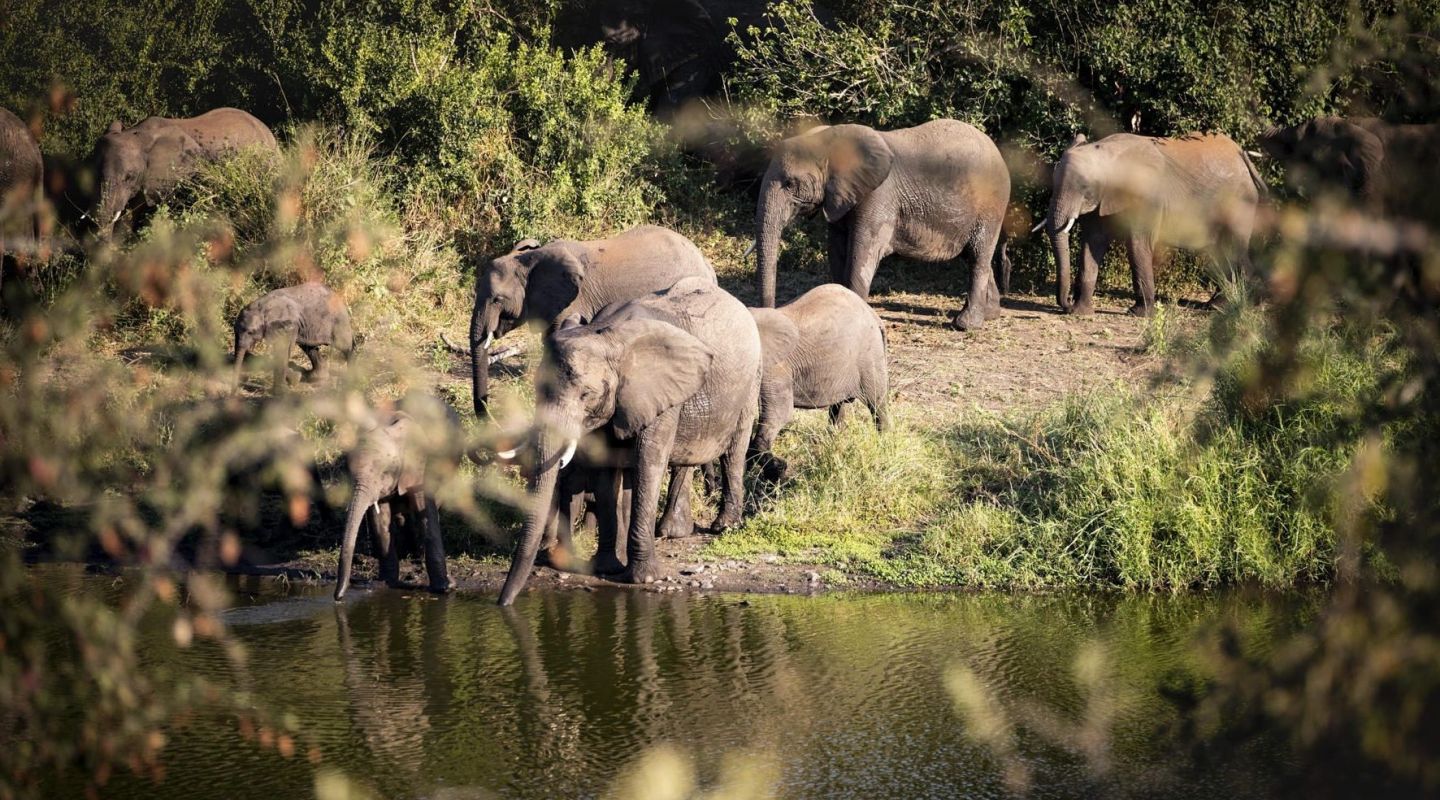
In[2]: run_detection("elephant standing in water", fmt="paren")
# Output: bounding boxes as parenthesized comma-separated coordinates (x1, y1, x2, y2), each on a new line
(753, 119, 1012, 331)
(233, 283, 353, 392)
(1, 107, 43, 298)
(1042, 132, 1265, 316)
(335, 396, 464, 601)
(1257, 116, 1440, 227)
(498, 278, 761, 605)
(90, 107, 276, 238)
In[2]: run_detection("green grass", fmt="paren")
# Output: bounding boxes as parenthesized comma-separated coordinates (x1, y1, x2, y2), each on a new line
(710, 311, 1393, 590)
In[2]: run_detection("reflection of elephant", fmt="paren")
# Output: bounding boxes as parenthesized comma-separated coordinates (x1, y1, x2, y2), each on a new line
(749, 284, 889, 481)
(497, 278, 761, 605)
(90, 107, 276, 238)
(469, 225, 716, 416)
(1, 107, 43, 297)
(1257, 116, 1440, 225)
(754, 119, 1012, 331)
(1043, 132, 1265, 316)
(335, 396, 462, 601)
(233, 283, 354, 392)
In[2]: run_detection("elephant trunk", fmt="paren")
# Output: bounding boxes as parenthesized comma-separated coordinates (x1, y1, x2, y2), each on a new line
(233, 345, 247, 386)
(335, 483, 380, 601)
(497, 432, 569, 606)
(1049, 207, 1074, 312)
(93, 182, 126, 240)
(754, 183, 793, 308)
(470, 299, 498, 417)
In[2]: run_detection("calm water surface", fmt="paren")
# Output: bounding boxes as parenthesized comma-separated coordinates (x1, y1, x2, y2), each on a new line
(47, 567, 1314, 799)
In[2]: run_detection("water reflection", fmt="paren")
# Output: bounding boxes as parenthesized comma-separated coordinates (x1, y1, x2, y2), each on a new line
(77, 579, 1316, 799)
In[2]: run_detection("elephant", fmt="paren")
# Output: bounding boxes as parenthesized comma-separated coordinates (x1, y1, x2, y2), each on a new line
(335, 395, 463, 600)
(753, 119, 1012, 331)
(89, 107, 276, 239)
(748, 284, 890, 481)
(469, 225, 717, 417)
(1257, 116, 1440, 226)
(497, 277, 761, 605)
(1, 107, 43, 299)
(233, 283, 354, 392)
(1041, 132, 1265, 316)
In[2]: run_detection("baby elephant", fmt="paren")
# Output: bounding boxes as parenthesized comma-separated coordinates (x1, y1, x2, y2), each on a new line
(335, 396, 463, 601)
(750, 284, 890, 480)
(233, 283, 353, 391)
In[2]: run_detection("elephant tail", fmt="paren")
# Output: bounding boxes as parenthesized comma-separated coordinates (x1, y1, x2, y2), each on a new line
(1240, 147, 1269, 199)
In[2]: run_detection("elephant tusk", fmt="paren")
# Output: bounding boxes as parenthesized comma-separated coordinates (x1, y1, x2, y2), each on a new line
(1246, 150, 1264, 159)
(1061, 217, 1076, 235)
(743, 241, 756, 259)
(371, 502, 380, 517)
(111, 210, 122, 225)
(496, 446, 518, 460)
(557, 439, 578, 470)
(482, 332, 494, 351)
(1030, 219, 1047, 234)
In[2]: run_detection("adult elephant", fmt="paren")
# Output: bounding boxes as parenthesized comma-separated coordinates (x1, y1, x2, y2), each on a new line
(469, 225, 716, 417)
(497, 277, 761, 605)
(1041, 132, 1265, 316)
(1257, 116, 1440, 226)
(89, 107, 276, 239)
(1, 107, 43, 298)
(753, 119, 1011, 331)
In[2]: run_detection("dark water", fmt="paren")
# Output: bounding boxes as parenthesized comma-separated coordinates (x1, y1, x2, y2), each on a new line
(51, 568, 1315, 799)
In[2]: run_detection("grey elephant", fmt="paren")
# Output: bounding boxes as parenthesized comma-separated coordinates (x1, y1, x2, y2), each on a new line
(90, 107, 276, 238)
(497, 277, 761, 605)
(1041, 132, 1266, 316)
(469, 225, 717, 416)
(335, 396, 463, 601)
(749, 284, 889, 480)
(233, 283, 354, 392)
(1257, 116, 1440, 226)
(1, 107, 43, 298)
(753, 119, 1012, 330)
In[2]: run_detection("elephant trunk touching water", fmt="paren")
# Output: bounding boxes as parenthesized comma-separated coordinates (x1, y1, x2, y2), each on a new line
(335, 480, 383, 601)
(498, 419, 580, 606)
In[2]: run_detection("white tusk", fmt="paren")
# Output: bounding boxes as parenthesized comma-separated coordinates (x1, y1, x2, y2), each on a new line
(743, 241, 756, 259)
(1030, 219, 1047, 234)
(557, 439, 578, 470)
(1060, 217, 1076, 235)
(496, 446, 518, 460)
(371, 502, 380, 517)
(1246, 150, 1263, 158)
(111, 210, 122, 225)
(482, 332, 494, 351)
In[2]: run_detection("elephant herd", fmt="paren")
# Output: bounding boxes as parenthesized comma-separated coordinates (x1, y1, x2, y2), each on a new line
(4, 101, 1436, 605)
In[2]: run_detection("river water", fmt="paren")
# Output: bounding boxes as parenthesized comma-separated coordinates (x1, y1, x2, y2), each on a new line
(51, 568, 1316, 799)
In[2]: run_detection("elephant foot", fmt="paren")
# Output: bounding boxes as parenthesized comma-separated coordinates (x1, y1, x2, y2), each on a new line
(428, 578, 453, 594)
(1127, 303, 1153, 318)
(591, 552, 625, 577)
(1066, 301, 1095, 316)
(757, 454, 789, 485)
(657, 514, 695, 540)
(712, 509, 743, 533)
(950, 307, 988, 332)
(621, 561, 661, 585)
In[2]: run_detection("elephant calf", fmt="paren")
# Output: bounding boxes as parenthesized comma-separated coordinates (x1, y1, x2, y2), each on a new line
(750, 284, 889, 480)
(233, 283, 354, 392)
(336, 395, 464, 601)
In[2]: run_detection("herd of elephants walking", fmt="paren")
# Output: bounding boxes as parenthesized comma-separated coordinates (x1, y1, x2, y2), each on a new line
(2, 102, 1437, 605)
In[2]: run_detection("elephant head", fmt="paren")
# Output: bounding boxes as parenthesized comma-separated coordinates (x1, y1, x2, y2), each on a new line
(469, 238, 584, 416)
(335, 412, 425, 600)
(497, 314, 713, 605)
(1256, 117, 1385, 207)
(232, 296, 297, 385)
(89, 120, 201, 238)
(754, 124, 894, 306)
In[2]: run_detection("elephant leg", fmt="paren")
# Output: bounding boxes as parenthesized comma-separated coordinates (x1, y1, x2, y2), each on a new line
(370, 502, 400, 588)
(300, 344, 328, 382)
(828, 402, 852, 427)
(269, 330, 297, 393)
(621, 411, 680, 584)
(1073, 224, 1110, 316)
(1126, 236, 1157, 316)
(700, 461, 723, 498)
(952, 226, 1004, 330)
(592, 467, 628, 576)
(657, 466, 695, 539)
(827, 223, 851, 287)
(843, 217, 894, 300)
(540, 468, 576, 568)
(715, 397, 757, 532)
(412, 490, 450, 593)
(752, 372, 793, 483)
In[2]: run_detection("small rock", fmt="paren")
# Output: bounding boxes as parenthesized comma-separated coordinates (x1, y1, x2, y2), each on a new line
(805, 571, 821, 585)
(700, 580, 714, 590)
(689, 580, 701, 588)
(556, 572, 568, 582)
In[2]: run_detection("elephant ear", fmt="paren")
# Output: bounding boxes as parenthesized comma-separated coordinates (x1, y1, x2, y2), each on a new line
(108, 120, 124, 134)
(1070, 132, 1088, 148)
(1331, 120, 1384, 204)
(509, 237, 543, 254)
(523, 244, 588, 327)
(749, 308, 799, 370)
(142, 129, 202, 204)
(822, 125, 895, 223)
(611, 319, 714, 439)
